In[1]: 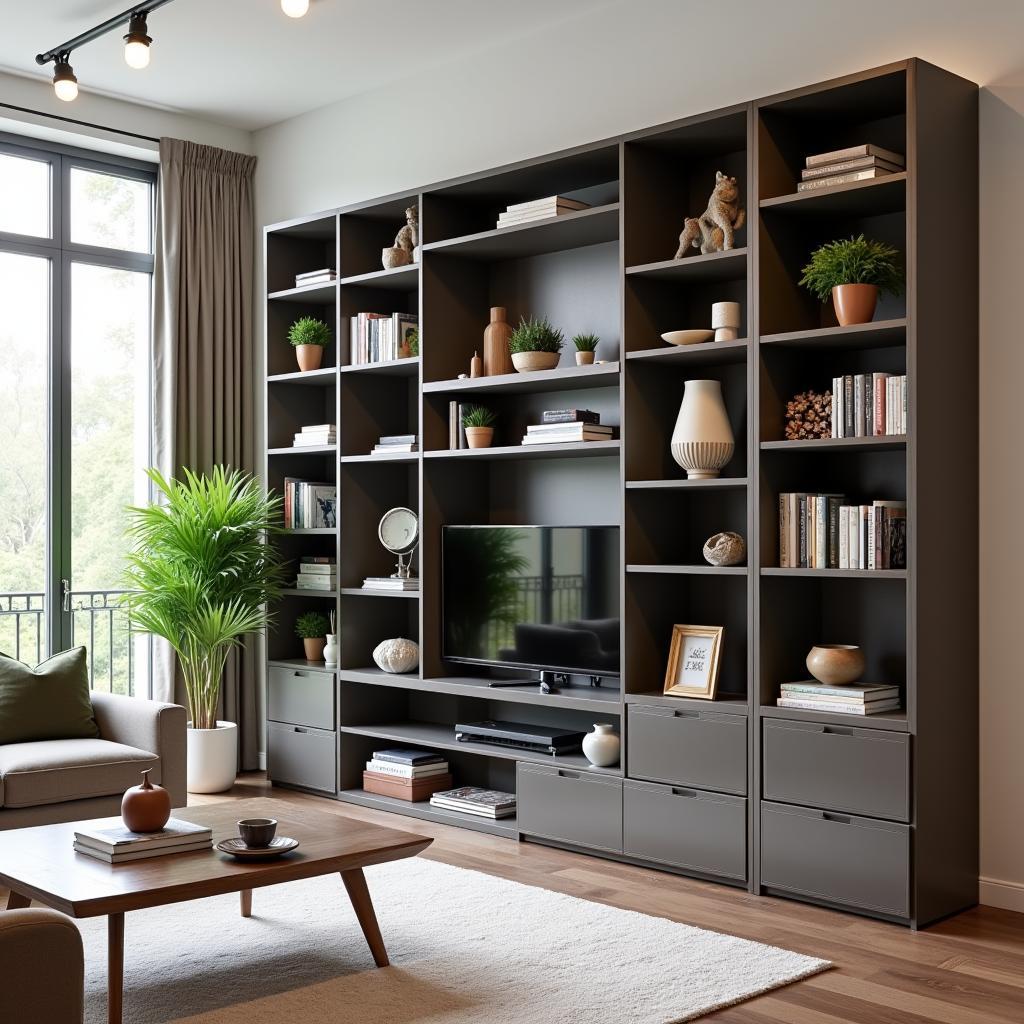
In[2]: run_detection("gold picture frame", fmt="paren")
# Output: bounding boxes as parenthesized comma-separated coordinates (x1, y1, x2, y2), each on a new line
(663, 624, 724, 700)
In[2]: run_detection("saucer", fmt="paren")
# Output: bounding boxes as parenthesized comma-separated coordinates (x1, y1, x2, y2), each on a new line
(216, 836, 300, 859)
(661, 329, 715, 347)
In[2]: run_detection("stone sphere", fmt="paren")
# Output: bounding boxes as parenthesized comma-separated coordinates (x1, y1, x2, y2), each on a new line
(373, 637, 420, 674)
(703, 531, 746, 567)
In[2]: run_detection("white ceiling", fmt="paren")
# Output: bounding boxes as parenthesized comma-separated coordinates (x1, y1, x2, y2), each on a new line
(0, 0, 616, 131)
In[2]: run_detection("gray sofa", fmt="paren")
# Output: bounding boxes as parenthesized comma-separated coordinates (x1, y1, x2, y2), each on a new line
(0, 692, 186, 831)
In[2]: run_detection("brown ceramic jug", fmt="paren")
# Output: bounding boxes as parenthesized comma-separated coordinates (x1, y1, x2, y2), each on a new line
(121, 768, 172, 833)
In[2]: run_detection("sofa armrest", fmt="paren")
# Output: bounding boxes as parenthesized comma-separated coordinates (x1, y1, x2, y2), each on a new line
(90, 692, 188, 807)
(0, 910, 83, 1022)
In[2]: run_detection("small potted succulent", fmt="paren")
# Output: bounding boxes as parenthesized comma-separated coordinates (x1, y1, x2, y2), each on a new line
(509, 315, 563, 372)
(462, 404, 496, 449)
(295, 610, 330, 662)
(572, 332, 599, 366)
(799, 234, 904, 327)
(288, 316, 332, 372)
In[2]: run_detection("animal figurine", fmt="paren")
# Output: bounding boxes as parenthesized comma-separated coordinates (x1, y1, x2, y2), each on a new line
(674, 172, 745, 257)
(393, 205, 419, 258)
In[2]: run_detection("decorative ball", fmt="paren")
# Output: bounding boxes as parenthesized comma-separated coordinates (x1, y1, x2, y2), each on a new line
(373, 637, 420, 674)
(703, 531, 746, 566)
(121, 768, 171, 833)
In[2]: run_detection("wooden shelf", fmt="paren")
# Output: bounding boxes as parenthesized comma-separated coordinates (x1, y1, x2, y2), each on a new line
(280, 528, 335, 536)
(340, 451, 418, 464)
(760, 435, 906, 452)
(267, 367, 337, 385)
(281, 588, 337, 598)
(759, 703, 908, 733)
(626, 339, 748, 367)
(625, 247, 748, 283)
(624, 691, 749, 715)
(338, 790, 519, 839)
(339, 587, 420, 599)
(626, 477, 747, 490)
(424, 440, 620, 461)
(339, 264, 419, 291)
(340, 357, 419, 377)
(267, 281, 337, 303)
(424, 362, 619, 396)
(626, 564, 748, 576)
(761, 568, 907, 579)
(268, 445, 337, 456)
(759, 172, 907, 215)
(269, 658, 335, 671)
(759, 318, 907, 350)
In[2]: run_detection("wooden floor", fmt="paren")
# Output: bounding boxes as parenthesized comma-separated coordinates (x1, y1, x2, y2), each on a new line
(13, 773, 1024, 1023)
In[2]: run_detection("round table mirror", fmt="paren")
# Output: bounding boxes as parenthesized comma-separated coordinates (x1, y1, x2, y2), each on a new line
(378, 507, 418, 578)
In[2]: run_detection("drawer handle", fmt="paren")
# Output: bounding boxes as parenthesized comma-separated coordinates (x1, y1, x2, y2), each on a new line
(556, 769, 580, 780)
(292, 671, 309, 678)
(294, 727, 308, 734)
(823, 726, 853, 736)
(822, 812, 851, 824)
(671, 787, 698, 798)
(673, 710, 700, 719)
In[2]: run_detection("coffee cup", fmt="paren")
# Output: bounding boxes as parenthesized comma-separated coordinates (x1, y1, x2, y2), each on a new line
(237, 817, 277, 848)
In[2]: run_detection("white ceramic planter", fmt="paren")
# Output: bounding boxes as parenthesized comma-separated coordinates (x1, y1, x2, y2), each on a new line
(582, 724, 620, 767)
(186, 721, 238, 794)
(670, 379, 735, 479)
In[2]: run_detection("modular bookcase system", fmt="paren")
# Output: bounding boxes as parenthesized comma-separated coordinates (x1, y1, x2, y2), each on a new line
(263, 60, 978, 927)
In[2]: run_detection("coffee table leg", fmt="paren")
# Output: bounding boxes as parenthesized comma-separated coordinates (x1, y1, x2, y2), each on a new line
(240, 889, 252, 918)
(340, 869, 389, 967)
(5, 891, 30, 910)
(108, 913, 124, 1024)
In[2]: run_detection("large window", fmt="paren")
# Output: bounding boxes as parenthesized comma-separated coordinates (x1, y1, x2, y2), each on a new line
(0, 135, 156, 695)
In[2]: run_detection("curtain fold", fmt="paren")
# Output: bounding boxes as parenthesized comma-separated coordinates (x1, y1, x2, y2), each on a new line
(152, 138, 259, 770)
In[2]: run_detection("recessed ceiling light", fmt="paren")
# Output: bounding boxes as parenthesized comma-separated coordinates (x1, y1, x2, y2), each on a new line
(52, 54, 78, 101)
(123, 13, 152, 70)
(281, 0, 310, 17)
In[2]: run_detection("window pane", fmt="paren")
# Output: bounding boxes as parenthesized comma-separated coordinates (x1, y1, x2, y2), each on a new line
(0, 153, 50, 237)
(0, 252, 50, 661)
(69, 168, 152, 253)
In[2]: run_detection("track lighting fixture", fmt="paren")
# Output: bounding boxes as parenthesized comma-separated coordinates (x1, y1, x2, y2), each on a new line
(52, 54, 79, 102)
(123, 12, 152, 69)
(281, 0, 310, 17)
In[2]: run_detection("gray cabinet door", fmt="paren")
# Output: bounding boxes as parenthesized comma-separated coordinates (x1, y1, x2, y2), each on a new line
(517, 763, 622, 853)
(268, 722, 337, 793)
(268, 665, 336, 731)
(623, 779, 746, 881)
(627, 704, 747, 795)
(761, 801, 910, 918)
(762, 718, 910, 821)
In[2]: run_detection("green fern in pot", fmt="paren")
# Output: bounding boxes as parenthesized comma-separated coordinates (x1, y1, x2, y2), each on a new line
(799, 234, 904, 326)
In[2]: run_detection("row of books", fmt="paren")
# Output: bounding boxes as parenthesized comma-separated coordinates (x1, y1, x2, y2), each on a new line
(295, 555, 336, 591)
(831, 373, 907, 438)
(362, 749, 452, 802)
(777, 681, 901, 716)
(372, 432, 418, 455)
(74, 817, 212, 864)
(284, 477, 337, 530)
(778, 493, 907, 570)
(348, 312, 418, 366)
(522, 408, 613, 445)
(295, 267, 337, 288)
(797, 143, 904, 193)
(496, 194, 589, 230)
(292, 422, 336, 448)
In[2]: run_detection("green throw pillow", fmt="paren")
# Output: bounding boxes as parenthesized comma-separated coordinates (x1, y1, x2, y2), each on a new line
(0, 647, 99, 745)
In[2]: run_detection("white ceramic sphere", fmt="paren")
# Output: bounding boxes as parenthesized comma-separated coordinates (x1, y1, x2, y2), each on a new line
(373, 637, 420, 674)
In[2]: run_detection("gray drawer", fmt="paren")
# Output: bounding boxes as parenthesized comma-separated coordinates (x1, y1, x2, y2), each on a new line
(517, 762, 622, 853)
(763, 718, 910, 821)
(268, 665, 336, 731)
(627, 704, 746, 795)
(624, 779, 746, 881)
(268, 722, 336, 793)
(761, 801, 909, 918)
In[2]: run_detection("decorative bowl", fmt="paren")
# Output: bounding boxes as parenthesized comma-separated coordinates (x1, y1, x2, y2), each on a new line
(661, 329, 714, 347)
(805, 644, 865, 686)
(511, 351, 560, 372)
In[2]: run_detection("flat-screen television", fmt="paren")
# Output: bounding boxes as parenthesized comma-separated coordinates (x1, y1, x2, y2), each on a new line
(442, 525, 620, 676)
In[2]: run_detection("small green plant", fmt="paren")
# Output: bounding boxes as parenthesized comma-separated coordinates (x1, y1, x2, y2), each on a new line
(799, 235, 904, 302)
(294, 611, 329, 639)
(572, 332, 600, 353)
(407, 326, 419, 357)
(461, 404, 496, 428)
(287, 316, 332, 348)
(509, 315, 564, 355)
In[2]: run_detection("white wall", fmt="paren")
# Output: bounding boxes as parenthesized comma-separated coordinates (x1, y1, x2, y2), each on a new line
(253, 0, 1024, 911)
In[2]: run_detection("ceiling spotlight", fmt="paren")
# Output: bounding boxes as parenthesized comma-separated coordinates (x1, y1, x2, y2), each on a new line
(281, 0, 310, 17)
(123, 13, 152, 69)
(52, 54, 78, 101)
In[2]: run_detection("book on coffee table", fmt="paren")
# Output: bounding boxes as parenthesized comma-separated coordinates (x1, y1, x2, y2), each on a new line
(73, 838, 213, 863)
(74, 817, 213, 859)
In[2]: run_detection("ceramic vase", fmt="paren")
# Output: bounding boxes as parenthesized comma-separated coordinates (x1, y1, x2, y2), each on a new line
(186, 721, 238, 794)
(465, 426, 494, 449)
(323, 634, 338, 667)
(582, 724, 620, 767)
(806, 644, 865, 685)
(670, 379, 735, 479)
(832, 284, 878, 326)
(575, 351, 596, 365)
(303, 636, 326, 662)
(295, 345, 323, 372)
(711, 301, 741, 342)
(121, 768, 172, 832)
(511, 351, 560, 372)
(483, 306, 514, 376)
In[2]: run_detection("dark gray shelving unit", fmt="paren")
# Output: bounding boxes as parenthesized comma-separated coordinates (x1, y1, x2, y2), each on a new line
(263, 59, 979, 928)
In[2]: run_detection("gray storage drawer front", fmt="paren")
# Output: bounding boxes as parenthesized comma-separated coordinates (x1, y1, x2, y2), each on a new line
(762, 718, 909, 821)
(268, 665, 336, 731)
(517, 763, 622, 853)
(624, 779, 746, 880)
(268, 722, 336, 793)
(761, 801, 909, 917)
(627, 704, 747, 794)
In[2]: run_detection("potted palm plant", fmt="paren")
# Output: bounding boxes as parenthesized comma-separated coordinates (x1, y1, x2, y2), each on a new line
(288, 315, 332, 371)
(121, 466, 284, 794)
(509, 315, 563, 372)
(799, 234, 904, 326)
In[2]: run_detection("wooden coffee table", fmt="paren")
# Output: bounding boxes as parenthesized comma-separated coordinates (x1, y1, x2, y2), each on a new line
(0, 798, 432, 1024)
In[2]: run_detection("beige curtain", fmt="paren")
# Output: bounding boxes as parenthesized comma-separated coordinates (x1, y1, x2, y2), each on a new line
(152, 138, 259, 770)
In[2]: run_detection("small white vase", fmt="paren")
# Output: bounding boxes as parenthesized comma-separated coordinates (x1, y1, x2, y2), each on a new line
(186, 721, 238, 794)
(582, 723, 620, 767)
(711, 301, 741, 342)
(323, 634, 338, 666)
(670, 379, 735, 479)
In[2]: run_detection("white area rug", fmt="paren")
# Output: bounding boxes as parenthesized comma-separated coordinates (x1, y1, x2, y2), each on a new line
(79, 857, 829, 1023)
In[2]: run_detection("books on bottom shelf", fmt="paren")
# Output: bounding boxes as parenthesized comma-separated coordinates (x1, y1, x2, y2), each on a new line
(73, 817, 213, 863)
(777, 681, 901, 716)
(831, 374, 906, 438)
(362, 750, 451, 802)
(429, 787, 517, 819)
(362, 576, 419, 591)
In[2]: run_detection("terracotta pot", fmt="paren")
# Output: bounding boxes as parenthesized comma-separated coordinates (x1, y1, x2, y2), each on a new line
(512, 351, 560, 373)
(575, 351, 596, 365)
(295, 344, 324, 372)
(121, 768, 172, 833)
(465, 426, 494, 449)
(303, 636, 327, 661)
(832, 284, 878, 326)
(806, 644, 865, 686)
(483, 306, 514, 376)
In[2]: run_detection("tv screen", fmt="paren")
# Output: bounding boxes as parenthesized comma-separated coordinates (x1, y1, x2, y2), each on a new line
(442, 525, 620, 676)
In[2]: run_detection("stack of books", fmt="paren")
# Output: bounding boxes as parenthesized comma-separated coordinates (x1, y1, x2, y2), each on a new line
(295, 267, 337, 288)
(832, 373, 907, 438)
(837, 501, 907, 570)
(777, 682, 901, 716)
(429, 787, 517, 819)
(73, 817, 213, 864)
(522, 409, 613, 446)
(348, 312, 418, 365)
(283, 478, 337, 529)
(295, 556, 336, 591)
(362, 575, 418, 592)
(293, 423, 336, 448)
(363, 749, 452, 802)
(496, 195, 590, 229)
(797, 144, 905, 192)
(372, 433, 418, 455)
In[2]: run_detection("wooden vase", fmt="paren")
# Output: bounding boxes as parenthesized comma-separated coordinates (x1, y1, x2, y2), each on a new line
(121, 768, 172, 833)
(483, 307, 514, 376)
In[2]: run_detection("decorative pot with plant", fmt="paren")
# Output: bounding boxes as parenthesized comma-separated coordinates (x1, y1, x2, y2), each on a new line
(122, 466, 284, 794)
(288, 315, 332, 371)
(799, 234, 904, 327)
(509, 315, 563, 372)
(572, 333, 599, 366)
(462, 404, 496, 449)
(296, 611, 330, 662)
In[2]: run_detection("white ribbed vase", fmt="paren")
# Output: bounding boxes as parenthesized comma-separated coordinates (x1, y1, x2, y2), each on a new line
(670, 379, 735, 479)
